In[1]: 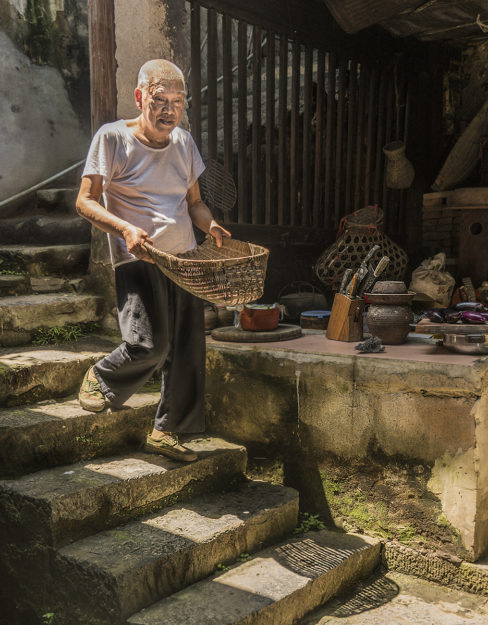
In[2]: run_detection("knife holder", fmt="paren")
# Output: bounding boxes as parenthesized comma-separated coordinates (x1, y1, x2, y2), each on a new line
(326, 293, 365, 342)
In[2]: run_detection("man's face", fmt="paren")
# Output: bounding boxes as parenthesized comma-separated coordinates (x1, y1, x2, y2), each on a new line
(135, 79, 185, 139)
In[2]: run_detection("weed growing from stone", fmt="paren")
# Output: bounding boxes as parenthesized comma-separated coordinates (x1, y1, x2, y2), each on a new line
(32, 322, 101, 345)
(294, 512, 326, 535)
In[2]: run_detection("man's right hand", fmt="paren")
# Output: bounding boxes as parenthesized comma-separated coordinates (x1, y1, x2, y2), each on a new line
(123, 225, 154, 263)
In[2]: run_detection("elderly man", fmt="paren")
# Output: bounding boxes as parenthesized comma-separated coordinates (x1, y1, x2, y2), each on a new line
(76, 59, 229, 462)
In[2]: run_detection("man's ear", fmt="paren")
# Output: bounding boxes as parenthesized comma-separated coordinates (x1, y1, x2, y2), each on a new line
(134, 88, 143, 110)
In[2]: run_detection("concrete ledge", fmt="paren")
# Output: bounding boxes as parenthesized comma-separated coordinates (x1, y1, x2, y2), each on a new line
(205, 337, 488, 561)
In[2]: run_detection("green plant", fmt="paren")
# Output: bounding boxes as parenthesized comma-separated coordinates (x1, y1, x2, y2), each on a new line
(41, 614, 55, 625)
(32, 322, 101, 345)
(215, 562, 230, 574)
(294, 512, 326, 535)
(236, 553, 251, 562)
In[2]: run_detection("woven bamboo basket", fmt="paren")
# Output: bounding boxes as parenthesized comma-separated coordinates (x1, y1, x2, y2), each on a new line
(145, 237, 269, 306)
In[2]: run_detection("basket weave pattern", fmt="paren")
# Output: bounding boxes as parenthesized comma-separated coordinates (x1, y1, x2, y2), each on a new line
(145, 237, 269, 306)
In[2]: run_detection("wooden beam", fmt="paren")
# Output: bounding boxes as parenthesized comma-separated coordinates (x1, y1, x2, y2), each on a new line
(88, 0, 117, 133)
(194, 0, 403, 60)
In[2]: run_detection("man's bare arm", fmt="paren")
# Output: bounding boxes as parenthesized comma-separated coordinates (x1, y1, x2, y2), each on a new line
(187, 180, 231, 247)
(76, 175, 153, 262)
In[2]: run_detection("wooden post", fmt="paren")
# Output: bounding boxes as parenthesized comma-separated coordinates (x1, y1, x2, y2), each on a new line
(88, 0, 117, 133)
(87, 0, 117, 309)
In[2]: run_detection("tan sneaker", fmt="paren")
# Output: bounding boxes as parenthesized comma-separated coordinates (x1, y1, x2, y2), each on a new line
(144, 433, 198, 462)
(79, 366, 107, 412)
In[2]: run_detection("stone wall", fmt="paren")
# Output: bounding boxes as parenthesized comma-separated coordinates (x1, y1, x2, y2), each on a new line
(0, 0, 90, 202)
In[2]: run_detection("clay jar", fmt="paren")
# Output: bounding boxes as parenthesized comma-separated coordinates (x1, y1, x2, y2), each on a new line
(366, 281, 414, 345)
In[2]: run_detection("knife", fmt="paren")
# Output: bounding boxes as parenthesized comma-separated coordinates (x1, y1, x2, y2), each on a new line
(348, 272, 359, 298)
(339, 268, 352, 294)
(355, 245, 380, 294)
(361, 256, 390, 295)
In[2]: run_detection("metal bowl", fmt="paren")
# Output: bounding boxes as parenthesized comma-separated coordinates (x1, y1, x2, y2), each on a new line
(372, 281, 407, 294)
(443, 333, 488, 355)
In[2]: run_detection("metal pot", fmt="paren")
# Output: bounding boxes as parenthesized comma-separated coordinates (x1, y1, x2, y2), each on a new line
(443, 333, 488, 355)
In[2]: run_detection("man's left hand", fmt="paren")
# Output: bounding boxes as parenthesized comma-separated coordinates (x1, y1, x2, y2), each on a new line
(209, 220, 231, 247)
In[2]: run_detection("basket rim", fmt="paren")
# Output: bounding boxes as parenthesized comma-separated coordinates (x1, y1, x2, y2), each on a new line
(144, 239, 269, 266)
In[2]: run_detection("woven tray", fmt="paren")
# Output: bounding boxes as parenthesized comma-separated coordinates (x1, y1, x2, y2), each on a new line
(145, 237, 269, 306)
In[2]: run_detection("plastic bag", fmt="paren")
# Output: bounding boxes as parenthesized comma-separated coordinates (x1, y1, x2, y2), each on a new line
(409, 253, 455, 307)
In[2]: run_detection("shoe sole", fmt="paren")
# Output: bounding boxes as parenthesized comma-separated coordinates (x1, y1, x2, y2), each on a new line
(79, 397, 107, 413)
(143, 442, 197, 462)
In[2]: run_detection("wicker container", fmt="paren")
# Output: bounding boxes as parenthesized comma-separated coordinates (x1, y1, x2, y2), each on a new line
(383, 141, 415, 189)
(433, 96, 488, 191)
(145, 237, 269, 306)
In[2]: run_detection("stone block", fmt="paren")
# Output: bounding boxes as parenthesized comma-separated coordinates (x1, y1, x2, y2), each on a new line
(56, 481, 298, 624)
(0, 393, 159, 477)
(0, 437, 248, 546)
(0, 336, 119, 406)
(127, 529, 380, 625)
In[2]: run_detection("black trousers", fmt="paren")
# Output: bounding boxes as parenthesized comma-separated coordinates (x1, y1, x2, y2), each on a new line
(93, 261, 205, 433)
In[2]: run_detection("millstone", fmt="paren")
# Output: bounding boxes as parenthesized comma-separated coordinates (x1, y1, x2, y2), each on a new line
(211, 324, 302, 343)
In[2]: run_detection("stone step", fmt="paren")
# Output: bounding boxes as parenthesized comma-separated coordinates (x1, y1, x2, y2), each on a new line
(36, 188, 78, 213)
(0, 215, 91, 245)
(0, 335, 119, 407)
(0, 244, 90, 277)
(0, 273, 30, 296)
(127, 529, 380, 625)
(0, 392, 160, 477)
(0, 437, 248, 547)
(0, 293, 105, 347)
(56, 480, 298, 624)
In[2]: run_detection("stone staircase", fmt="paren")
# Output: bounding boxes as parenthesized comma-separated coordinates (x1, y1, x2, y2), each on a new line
(0, 187, 381, 625)
(0, 187, 103, 347)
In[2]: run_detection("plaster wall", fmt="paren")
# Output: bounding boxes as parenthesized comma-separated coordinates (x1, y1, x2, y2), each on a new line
(0, 29, 89, 201)
(0, 0, 90, 202)
(114, 0, 191, 121)
(205, 342, 488, 560)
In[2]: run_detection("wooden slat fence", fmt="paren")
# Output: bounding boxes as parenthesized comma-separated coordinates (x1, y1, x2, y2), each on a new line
(188, 0, 411, 234)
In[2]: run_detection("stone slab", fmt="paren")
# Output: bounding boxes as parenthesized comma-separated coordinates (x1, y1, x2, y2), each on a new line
(36, 188, 78, 213)
(383, 542, 488, 596)
(299, 571, 488, 625)
(127, 529, 380, 625)
(0, 392, 159, 476)
(56, 481, 298, 624)
(0, 436, 248, 546)
(0, 244, 90, 276)
(0, 336, 119, 406)
(0, 293, 105, 340)
(0, 215, 90, 245)
(0, 274, 30, 296)
(30, 276, 69, 294)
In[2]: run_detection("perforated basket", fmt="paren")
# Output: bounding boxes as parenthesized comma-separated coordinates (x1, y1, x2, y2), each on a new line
(315, 206, 408, 290)
(145, 237, 269, 306)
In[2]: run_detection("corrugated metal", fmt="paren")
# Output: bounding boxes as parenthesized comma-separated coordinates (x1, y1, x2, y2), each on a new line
(323, 0, 419, 35)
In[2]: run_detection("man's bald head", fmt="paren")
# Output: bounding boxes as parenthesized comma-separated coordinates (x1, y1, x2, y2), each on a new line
(137, 59, 185, 94)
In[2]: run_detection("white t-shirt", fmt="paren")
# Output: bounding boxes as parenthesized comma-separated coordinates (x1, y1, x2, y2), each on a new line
(82, 120, 205, 268)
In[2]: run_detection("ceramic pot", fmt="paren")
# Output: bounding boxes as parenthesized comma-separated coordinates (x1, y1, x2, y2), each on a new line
(383, 141, 415, 189)
(366, 288, 414, 345)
